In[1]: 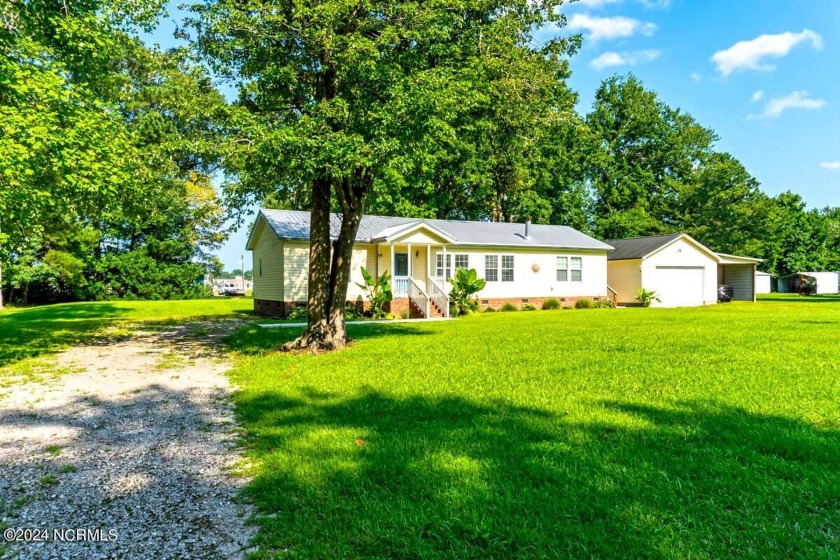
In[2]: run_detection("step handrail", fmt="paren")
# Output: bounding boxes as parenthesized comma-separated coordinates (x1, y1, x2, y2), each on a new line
(407, 276, 430, 317)
(426, 276, 449, 318)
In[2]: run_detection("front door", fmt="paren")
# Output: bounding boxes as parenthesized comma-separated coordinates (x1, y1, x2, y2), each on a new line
(395, 253, 409, 277)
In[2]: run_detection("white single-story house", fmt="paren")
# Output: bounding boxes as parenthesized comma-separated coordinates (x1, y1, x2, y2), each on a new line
(605, 234, 762, 307)
(776, 272, 840, 295)
(755, 271, 772, 294)
(247, 210, 613, 317)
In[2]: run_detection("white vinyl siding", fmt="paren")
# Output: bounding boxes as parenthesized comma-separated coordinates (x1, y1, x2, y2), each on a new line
(606, 260, 642, 305)
(251, 221, 284, 302)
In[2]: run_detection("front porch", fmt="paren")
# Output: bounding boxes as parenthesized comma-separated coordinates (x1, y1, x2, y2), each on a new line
(381, 242, 450, 319)
(371, 222, 457, 319)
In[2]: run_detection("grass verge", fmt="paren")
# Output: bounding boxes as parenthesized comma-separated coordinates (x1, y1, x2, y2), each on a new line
(226, 296, 840, 559)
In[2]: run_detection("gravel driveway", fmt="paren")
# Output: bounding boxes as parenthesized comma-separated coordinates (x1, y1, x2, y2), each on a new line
(0, 321, 254, 559)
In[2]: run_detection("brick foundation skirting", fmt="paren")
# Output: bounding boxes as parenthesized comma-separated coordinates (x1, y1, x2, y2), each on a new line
(477, 296, 604, 311)
(256, 295, 605, 317)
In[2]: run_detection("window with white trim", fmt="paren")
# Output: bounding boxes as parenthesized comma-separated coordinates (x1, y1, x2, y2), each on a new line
(501, 255, 514, 282)
(556, 256, 568, 281)
(571, 257, 582, 282)
(485, 255, 499, 282)
(455, 254, 469, 270)
(436, 253, 451, 279)
(437, 253, 468, 279)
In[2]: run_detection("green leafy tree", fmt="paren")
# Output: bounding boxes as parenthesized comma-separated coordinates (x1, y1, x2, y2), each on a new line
(191, 0, 578, 350)
(586, 75, 717, 239)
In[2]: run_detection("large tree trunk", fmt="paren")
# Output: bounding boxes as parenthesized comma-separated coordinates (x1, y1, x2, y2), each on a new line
(284, 176, 336, 351)
(327, 204, 363, 347)
(284, 172, 369, 353)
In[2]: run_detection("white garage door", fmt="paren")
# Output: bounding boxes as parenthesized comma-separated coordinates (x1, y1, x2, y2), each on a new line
(654, 266, 705, 307)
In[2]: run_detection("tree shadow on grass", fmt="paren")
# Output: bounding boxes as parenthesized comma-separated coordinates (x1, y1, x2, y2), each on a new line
(226, 322, 436, 356)
(0, 303, 128, 368)
(236, 390, 840, 559)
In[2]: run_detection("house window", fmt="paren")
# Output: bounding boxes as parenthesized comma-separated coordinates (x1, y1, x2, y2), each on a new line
(436, 253, 451, 279)
(556, 256, 568, 281)
(485, 255, 499, 282)
(454, 254, 469, 270)
(501, 255, 514, 282)
(259, 258, 263, 277)
(571, 257, 582, 282)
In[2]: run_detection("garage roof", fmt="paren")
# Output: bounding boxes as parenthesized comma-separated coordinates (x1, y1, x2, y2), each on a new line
(604, 233, 683, 261)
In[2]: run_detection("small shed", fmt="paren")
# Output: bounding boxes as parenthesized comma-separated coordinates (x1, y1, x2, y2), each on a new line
(716, 253, 762, 302)
(755, 271, 772, 294)
(777, 272, 840, 295)
(606, 234, 762, 307)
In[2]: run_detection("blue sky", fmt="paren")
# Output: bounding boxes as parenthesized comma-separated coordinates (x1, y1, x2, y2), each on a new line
(145, 0, 840, 270)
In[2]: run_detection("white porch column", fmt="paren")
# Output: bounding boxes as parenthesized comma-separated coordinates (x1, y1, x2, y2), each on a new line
(390, 243, 395, 275)
(442, 245, 447, 279)
(407, 243, 412, 278)
(426, 244, 431, 281)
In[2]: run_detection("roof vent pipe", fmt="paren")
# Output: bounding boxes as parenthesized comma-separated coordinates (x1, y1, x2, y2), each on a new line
(524, 217, 532, 240)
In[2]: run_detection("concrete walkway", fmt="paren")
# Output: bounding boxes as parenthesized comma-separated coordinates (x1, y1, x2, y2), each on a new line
(258, 317, 452, 328)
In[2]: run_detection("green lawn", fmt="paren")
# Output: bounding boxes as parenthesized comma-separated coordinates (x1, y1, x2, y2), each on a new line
(0, 298, 253, 370)
(227, 296, 840, 559)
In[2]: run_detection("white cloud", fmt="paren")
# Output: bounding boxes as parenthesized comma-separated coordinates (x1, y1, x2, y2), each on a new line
(590, 49, 661, 70)
(689, 72, 701, 83)
(751, 90, 765, 102)
(567, 13, 656, 42)
(750, 91, 826, 119)
(572, 0, 669, 8)
(820, 161, 840, 170)
(574, 0, 622, 7)
(712, 29, 823, 76)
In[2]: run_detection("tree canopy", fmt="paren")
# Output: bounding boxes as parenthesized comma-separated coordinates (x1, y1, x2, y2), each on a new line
(2, 0, 837, 315)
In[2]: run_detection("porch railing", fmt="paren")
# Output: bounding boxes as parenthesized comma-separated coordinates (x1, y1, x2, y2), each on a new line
(407, 277, 429, 318)
(393, 276, 409, 297)
(426, 276, 450, 318)
(428, 275, 449, 293)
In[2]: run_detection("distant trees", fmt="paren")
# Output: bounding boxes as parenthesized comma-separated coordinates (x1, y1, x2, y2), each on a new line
(582, 75, 836, 275)
(0, 0, 230, 305)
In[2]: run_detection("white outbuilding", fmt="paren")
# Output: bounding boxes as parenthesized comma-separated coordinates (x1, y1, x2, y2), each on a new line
(606, 233, 761, 307)
(755, 271, 772, 294)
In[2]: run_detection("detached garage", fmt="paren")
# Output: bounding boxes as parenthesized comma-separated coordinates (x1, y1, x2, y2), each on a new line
(606, 234, 761, 307)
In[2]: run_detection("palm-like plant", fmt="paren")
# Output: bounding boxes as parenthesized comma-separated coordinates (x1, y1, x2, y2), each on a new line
(635, 288, 661, 307)
(448, 268, 486, 316)
(356, 268, 393, 318)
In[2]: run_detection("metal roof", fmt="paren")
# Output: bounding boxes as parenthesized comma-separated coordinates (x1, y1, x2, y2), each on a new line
(252, 209, 613, 251)
(604, 233, 683, 261)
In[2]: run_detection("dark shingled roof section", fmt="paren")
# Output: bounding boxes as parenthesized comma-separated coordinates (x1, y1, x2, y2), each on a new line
(604, 233, 683, 261)
(256, 209, 614, 251)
